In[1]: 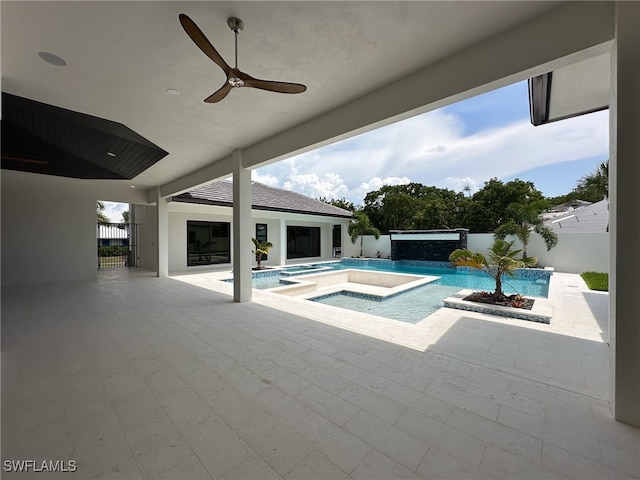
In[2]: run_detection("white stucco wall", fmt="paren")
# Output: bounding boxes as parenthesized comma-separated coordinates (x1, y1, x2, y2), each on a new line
(469, 232, 609, 273)
(1, 170, 149, 285)
(354, 231, 609, 273)
(166, 202, 350, 273)
(131, 204, 158, 272)
(526, 233, 608, 273)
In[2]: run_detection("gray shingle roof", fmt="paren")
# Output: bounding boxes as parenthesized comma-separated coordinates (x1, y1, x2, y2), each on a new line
(173, 181, 353, 219)
(544, 199, 609, 233)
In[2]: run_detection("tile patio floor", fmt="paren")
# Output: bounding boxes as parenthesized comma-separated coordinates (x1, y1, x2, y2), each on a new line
(1, 269, 638, 479)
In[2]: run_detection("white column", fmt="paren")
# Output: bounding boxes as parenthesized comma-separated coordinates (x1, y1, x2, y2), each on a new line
(155, 188, 169, 277)
(278, 218, 287, 266)
(342, 222, 350, 258)
(609, 1, 640, 427)
(232, 150, 252, 302)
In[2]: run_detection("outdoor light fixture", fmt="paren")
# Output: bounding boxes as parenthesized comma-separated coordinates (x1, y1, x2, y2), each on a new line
(38, 52, 67, 66)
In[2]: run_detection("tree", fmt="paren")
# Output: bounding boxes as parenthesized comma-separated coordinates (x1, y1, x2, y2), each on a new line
(574, 160, 608, 202)
(547, 160, 609, 206)
(318, 197, 357, 212)
(449, 239, 537, 301)
(362, 183, 467, 233)
(494, 200, 558, 259)
(465, 178, 545, 233)
(348, 211, 380, 257)
(97, 201, 110, 224)
(122, 211, 130, 223)
(252, 238, 273, 270)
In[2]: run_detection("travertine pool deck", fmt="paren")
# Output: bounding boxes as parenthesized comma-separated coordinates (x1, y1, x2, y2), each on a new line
(1, 268, 638, 479)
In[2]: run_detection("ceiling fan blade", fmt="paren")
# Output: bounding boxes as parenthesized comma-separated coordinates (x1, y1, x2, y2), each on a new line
(243, 77, 307, 94)
(204, 82, 233, 103)
(179, 13, 231, 75)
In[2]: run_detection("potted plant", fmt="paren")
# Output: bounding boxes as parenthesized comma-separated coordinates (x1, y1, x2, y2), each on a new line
(252, 238, 273, 270)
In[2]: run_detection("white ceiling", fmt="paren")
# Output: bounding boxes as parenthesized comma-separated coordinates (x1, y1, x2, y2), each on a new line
(2, 1, 564, 189)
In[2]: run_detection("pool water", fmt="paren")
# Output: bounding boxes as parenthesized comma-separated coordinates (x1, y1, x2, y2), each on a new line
(315, 283, 463, 324)
(227, 260, 551, 323)
(252, 276, 295, 289)
(303, 262, 549, 297)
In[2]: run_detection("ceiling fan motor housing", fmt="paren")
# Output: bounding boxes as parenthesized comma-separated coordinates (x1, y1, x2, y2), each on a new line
(227, 17, 244, 33)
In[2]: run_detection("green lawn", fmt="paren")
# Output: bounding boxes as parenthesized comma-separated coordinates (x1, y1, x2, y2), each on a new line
(581, 272, 608, 291)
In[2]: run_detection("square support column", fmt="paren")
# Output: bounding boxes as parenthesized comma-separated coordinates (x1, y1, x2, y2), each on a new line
(232, 150, 252, 302)
(278, 218, 287, 266)
(609, 1, 640, 427)
(155, 188, 168, 278)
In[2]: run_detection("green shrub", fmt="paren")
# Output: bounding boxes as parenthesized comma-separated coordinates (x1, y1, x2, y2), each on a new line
(99, 245, 129, 257)
(581, 272, 608, 291)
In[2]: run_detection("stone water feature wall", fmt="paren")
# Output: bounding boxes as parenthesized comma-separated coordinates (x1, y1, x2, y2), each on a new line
(390, 228, 468, 262)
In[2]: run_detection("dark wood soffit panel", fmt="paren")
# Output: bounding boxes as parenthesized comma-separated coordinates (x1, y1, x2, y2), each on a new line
(1, 92, 168, 180)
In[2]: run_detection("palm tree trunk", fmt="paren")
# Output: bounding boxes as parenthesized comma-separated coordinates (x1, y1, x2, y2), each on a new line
(360, 235, 364, 257)
(494, 276, 505, 300)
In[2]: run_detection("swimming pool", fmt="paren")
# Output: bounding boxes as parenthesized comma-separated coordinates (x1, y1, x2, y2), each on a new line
(226, 259, 552, 323)
(313, 283, 463, 323)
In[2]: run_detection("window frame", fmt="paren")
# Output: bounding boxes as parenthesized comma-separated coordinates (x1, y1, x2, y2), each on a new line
(187, 220, 231, 266)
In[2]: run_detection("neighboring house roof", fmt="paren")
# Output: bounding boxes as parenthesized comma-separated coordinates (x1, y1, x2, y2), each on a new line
(173, 181, 353, 219)
(544, 199, 609, 233)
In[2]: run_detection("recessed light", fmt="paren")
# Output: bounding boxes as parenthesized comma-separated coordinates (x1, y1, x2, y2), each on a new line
(38, 51, 67, 66)
(165, 88, 181, 96)
(107, 151, 116, 157)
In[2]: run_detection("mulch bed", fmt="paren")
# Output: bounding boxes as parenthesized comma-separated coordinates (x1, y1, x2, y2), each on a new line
(463, 291, 535, 310)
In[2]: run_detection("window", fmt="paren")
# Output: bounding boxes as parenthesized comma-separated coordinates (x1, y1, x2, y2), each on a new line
(255, 223, 268, 261)
(287, 226, 320, 259)
(187, 221, 230, 266)
(332, 225, 341, 248)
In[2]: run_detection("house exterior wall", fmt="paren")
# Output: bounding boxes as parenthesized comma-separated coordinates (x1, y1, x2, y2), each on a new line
(132, 204, 158, 272)
(165, 201, 351, 274)
(0, 170, 149, 286)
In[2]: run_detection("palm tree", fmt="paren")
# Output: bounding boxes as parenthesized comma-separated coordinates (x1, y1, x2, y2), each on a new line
(449, 239, 537, 301)
(348, 211, 380, 257)
(494, 200, 558, 259)
(252, 238, 273, 270)
(576, 160, 608, 201)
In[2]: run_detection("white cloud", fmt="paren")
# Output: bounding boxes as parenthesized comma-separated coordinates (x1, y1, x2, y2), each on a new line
(443, 176, 481, 194)
(251, 170, 280, 187)
(282, 172, 349, 200)
(254, 103, 608, 204)
(350, 176, 411, 201)
(102, 201, 129, 223)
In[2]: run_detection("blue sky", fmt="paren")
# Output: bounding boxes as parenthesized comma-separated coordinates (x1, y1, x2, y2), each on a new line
(253, 80, 609, 205)
(104, 80, 608, 221)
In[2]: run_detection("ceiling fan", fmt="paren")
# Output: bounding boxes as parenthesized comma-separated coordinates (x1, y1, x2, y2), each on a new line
(179, 13, 307, 103)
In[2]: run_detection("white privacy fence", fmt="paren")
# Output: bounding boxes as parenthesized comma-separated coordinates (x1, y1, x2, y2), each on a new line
(344, 232, 609, 273)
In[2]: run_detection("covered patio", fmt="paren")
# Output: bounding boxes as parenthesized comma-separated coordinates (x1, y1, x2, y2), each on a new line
(2, 1, 639, 478)
(2, 269, 637, 479)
